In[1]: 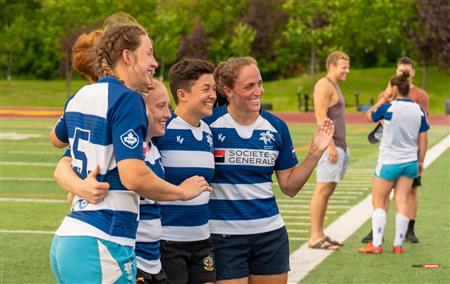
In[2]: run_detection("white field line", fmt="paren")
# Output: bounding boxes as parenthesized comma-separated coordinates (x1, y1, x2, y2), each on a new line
(0, 197, 66, 203)
(279, 204, 350, 209)
(5, 150, 60, 155)
(0, 177, 54, 182)
(288, 229, 308, 234)
(0, 161, 54, 167)
(288, 135, 450, 284)
(285, 222, 309, 226)
(0, 229, 54, 235)
(281, 210, 336, 215)
(290, 237, 309, 241)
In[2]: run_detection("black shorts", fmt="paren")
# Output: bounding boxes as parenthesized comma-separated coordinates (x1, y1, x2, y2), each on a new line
(160, 238, 215, 284)
(211, 226, 290, 280)
(136, 268, 167, 284)
(412, 176, 422, 187)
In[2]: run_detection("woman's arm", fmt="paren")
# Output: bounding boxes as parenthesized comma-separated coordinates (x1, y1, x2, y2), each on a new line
(276, 119, 334, 197)
(54, 157, 109, 204)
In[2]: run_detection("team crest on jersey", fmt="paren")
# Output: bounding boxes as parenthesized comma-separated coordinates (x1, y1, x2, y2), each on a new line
(259, 130, 275, 145)
(124, 261, 134, 280)
(78, 199, 89, 209)
(203, 254, 215, 272)
(120, 129, 139, 149)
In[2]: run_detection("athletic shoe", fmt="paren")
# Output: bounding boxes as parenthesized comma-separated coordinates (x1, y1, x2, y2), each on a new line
(391, 246, 404, 254)
(361, 230, 384, 243)
(361, 230, 373, 243)
(358, 242, 383, 254)
(405, 230, 419, 243)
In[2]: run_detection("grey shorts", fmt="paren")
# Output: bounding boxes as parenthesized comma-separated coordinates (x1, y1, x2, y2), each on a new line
(316, 147, 350, 183)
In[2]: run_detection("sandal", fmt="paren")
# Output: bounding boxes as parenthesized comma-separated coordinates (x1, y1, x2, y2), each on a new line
(308, 238, 340, 251)
(324, 236, 344, 246)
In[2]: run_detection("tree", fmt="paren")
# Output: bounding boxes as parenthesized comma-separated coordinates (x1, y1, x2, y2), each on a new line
(229, 22, 256, 57)
(404, 0, 450, 89)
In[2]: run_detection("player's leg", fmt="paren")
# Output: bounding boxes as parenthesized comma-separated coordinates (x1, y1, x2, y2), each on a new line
(406, 177, 420, 243)
(309, 182, 337, 247)
(309, 148, 346, 248)
(393, 176, 414, 252)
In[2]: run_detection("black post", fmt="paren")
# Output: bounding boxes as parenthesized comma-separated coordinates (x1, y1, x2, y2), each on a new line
(304, 93, 309, 112)
(355, 90, 360, 111)
(296, 86, 303, 112)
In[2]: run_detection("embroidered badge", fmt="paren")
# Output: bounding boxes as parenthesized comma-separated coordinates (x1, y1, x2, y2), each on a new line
(120, 129, 139, 149)
(203, 254, 215, 272)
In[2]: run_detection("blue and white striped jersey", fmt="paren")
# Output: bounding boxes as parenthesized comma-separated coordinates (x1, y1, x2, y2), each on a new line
(203, 105, 298, 235)
(136, 141, 164, 274)
(54, 76, 148, 247)
(153, 113, 215, 241)
(372, 98, 430, 164)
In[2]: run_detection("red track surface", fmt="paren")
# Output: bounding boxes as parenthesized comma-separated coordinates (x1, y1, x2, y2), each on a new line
(1, 107, 449, 125)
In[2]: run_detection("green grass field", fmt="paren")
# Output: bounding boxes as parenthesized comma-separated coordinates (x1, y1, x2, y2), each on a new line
(0, 117, 449, 283)
(1, 67, 449, 114)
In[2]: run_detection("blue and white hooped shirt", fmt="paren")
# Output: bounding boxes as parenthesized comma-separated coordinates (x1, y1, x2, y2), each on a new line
(54, 76, 148, 247)
(203, 105, 298, 235)
(135, 141, 164, 274)
(371, 98, 430, 165)
(153, 113, 215, 242)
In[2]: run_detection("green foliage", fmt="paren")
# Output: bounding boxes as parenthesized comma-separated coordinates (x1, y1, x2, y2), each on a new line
(0, 0, 447, 80)
(229, 22, 256, 57)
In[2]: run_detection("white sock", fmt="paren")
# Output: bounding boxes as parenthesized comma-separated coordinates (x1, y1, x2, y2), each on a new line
(372, 208, 386, 247)
(394, 213, 409, 247)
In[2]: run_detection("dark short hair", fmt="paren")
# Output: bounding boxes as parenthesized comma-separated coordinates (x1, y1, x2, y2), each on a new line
(168, 59, 215, 104)
(397, 57, 415, 69)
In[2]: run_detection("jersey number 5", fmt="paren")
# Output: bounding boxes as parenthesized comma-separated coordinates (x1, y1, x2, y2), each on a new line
(72, 127, 90, 178)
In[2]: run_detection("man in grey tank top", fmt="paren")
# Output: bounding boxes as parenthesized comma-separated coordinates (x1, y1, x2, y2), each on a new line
(308, 51, 350, 250)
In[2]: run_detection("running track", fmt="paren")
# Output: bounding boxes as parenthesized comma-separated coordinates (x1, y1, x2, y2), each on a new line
(1, 107, 449, 125)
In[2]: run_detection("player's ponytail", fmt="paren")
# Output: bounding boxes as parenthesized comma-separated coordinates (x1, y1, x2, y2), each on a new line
(390, 71, 410, 97)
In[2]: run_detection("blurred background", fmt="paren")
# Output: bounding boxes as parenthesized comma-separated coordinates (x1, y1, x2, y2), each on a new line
(1, 0, 449, 113)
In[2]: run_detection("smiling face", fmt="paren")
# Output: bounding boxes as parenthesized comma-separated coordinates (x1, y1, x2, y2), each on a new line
(145, 82, 171, 138)
(329, 59, 350, 82)
(227, 64, 263, 114)
(129, 35, 158, 92)
(184, 73, 217, 120)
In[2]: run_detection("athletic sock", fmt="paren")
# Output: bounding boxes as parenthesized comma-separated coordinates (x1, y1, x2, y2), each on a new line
(394, 213, 409, 247)
(407, 219, 416, 232)
(372, 208, 386, 247)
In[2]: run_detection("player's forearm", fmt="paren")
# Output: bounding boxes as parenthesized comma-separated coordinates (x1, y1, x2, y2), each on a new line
(50, 130, 69, 148)
(279, 153, 320, 197)
(117, 159, 187, 201)
(54, 157, 84, 196)
(418, 133, 428, 164)
(366, 98, 386, 122)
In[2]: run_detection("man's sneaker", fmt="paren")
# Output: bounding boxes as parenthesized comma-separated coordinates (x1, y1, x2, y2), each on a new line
(405, 230, 419, 243)
(392, 246, 404, 254)
(361, 230, 384, 243)
(361, 230, 373, 243)
(358, 242, 383, 254)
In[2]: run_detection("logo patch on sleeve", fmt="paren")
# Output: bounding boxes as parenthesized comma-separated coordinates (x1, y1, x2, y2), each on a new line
(120, 129, 139, 149)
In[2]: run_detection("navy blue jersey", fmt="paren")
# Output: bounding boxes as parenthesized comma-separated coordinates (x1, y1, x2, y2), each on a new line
(153, 113, 215, 241)
(203, 105, 298, 234)
(54, 76, 148, 246)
